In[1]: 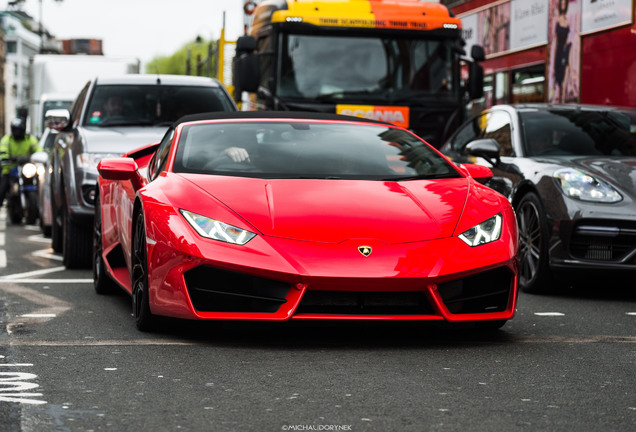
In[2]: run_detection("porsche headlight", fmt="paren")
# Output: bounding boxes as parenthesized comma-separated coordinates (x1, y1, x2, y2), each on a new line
(180, 210, 256, 245)
(554, 168, 622, 203)
(22, 163, 38, 179)
(459, 213, 502, 247)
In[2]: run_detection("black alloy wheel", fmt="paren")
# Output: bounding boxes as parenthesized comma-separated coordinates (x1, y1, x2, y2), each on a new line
(131, 208, 156, 331)
(516, 193, 552, 294)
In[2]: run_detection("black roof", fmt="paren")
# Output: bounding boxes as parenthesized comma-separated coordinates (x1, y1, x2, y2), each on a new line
(173, 110, 394, 128)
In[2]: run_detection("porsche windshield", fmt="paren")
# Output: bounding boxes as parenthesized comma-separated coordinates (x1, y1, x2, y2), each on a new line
(277, 34, 457, 100)
(174, 121, 460, 180)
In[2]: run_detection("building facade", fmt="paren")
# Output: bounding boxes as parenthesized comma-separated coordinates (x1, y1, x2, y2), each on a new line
(444, 0, 636, 111)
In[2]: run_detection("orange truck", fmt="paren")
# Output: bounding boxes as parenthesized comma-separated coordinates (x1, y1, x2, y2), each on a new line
(233, 0, 484, 147)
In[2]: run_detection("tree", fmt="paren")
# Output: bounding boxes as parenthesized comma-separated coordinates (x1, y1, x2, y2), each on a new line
(145, 37, 218, 77)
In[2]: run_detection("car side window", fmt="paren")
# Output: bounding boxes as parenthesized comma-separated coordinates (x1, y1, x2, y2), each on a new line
(150, 128, 175, 180)
(451, 110, 514, 157)
(69, 82, 90, 128)
(481, 111, 513, 156)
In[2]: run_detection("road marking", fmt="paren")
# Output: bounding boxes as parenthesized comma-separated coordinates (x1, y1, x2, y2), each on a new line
(627, 312, 636, 316)
(0, 278, 92, 283)
(0, 232, 4, 246)
(534, 312, 565, 316)
(0, 283, 71, 325)
(27, 234, 50, 243)
(0, 250, 5, 268)
(21, 314, 57, 318)
(32, 248, 63, 261)
(0, 266, 67, 280)
(0, 365, 46, 405)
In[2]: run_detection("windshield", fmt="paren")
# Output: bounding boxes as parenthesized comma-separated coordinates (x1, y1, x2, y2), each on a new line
(174, 121, 460, 180)
(521, 109, 636, 157)
(278, 34, 456, 101)
(83, 85, 234, 127)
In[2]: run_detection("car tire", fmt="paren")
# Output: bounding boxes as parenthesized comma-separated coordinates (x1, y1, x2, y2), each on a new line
(516, 192, 553, 294)
(62, 201, 92, 269)
(51, 183, 63, 252)
(132, 208, 156, 331)
(25, 191, 39, 225)
(93, 192, 118, 295)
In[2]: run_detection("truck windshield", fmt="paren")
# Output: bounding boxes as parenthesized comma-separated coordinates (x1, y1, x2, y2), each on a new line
(278, 34, 456, 100)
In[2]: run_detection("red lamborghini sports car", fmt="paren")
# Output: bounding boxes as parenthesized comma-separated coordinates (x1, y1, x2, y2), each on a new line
(94, 112, 519, 331)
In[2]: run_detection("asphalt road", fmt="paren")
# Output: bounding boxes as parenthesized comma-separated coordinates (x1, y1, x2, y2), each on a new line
(1, 207, 635, 432)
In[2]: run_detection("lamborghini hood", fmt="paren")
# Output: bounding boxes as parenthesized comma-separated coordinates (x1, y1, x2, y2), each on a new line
(184, 176, 471, 244)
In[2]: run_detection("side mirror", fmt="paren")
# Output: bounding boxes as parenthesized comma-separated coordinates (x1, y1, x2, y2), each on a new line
(45, 109, 70, 131)
(471, 45, 485, 62)
(467, 45, 485, 100)
(232, 35, 260, 100)
(97, 157, 144, 191)
(234, 54, 260, 94)
(460, 163, 493, 185)
(236, 35, 257, 55)
(465, 138, 500, 164)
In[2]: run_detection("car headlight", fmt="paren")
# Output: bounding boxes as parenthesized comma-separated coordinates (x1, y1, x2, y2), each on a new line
(22, 162, 38, 179)
(180, 209, 256, 245)
(458, 213, 502, 247)
(77, 153, 122, 171)
(554, 168, 622, 203)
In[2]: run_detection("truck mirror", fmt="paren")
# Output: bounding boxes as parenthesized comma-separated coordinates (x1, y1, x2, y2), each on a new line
(44, 109, 70, 131)
(233, 53, 260, 94)
(468, 62, 484, 100)
(471, 45, 485, 62)
(236, 35, 257, 54)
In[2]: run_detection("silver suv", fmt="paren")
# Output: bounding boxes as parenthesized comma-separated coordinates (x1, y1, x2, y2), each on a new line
(46, 74, 237, 268)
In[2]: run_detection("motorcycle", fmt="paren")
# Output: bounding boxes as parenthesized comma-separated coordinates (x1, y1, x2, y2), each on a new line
(2, 156, 40, 225)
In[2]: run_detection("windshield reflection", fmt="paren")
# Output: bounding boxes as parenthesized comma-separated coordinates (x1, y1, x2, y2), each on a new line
(278, 34, 456, 100)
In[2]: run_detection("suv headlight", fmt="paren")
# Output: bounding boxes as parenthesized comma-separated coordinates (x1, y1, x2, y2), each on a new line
(554, 168, 622, 203)
(459, 213, 502, 247)
(180, 210, 256, 245)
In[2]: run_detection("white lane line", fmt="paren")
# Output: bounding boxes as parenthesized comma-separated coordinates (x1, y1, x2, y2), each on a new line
(627, 312, 636, 316)
(0, 266, 67, 280)
(0, 283, 71, 325)
(0, 279, 92, 284)
(534, 312, 565, 316)
(32, 249, 63, 261)
(0, 250, 5, 268)
(27, 234, 53, 244)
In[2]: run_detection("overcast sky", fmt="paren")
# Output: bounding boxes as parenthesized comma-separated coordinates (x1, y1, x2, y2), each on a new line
(2, 0, 247, 67)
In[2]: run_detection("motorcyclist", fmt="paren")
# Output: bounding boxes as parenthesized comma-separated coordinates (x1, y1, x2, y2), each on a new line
(0, 118, 41, 207)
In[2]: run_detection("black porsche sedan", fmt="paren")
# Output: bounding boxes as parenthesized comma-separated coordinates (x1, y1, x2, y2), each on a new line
(440, 104, 636, 293)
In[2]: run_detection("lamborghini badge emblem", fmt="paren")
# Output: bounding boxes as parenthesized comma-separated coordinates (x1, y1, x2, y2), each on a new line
(358, 246, 372, 257)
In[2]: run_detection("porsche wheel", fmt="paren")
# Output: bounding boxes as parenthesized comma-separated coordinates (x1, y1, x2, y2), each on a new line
(131, 208, 156, 331)
(93, 193, 118, 294)
(516, 193, 553, 294)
